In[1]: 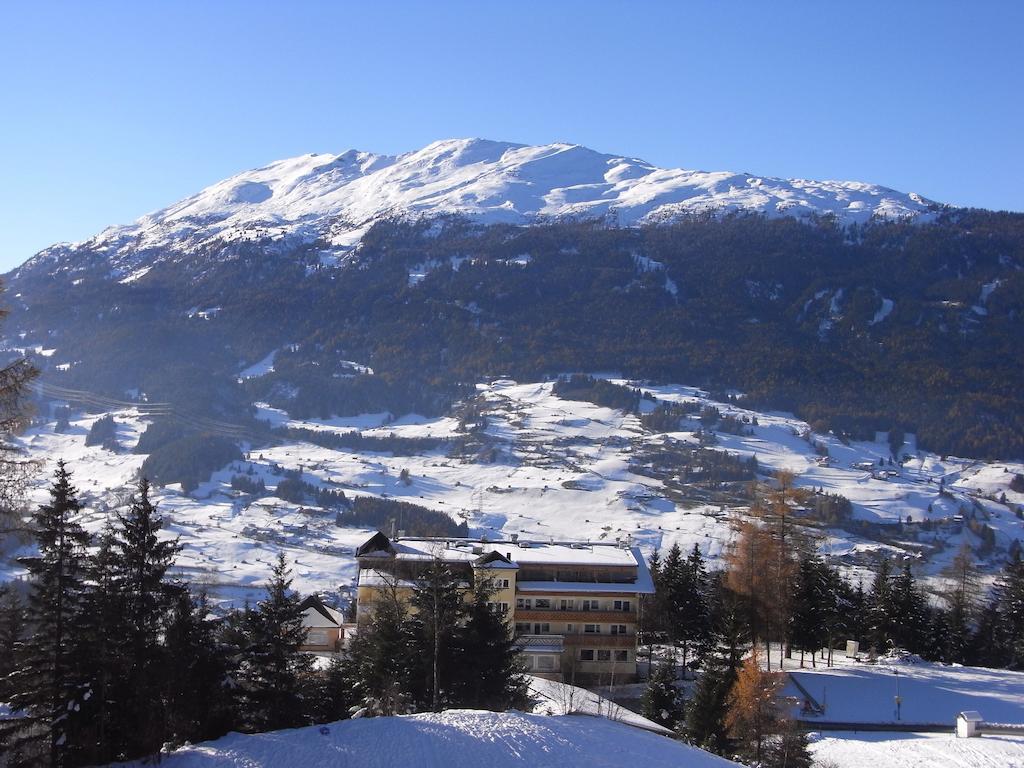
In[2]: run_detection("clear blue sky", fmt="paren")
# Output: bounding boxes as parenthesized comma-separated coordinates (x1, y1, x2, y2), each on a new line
(2, 0, 1022, 271)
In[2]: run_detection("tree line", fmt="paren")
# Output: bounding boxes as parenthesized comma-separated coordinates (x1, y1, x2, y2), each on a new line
(637, 493, 1024, 766)
(0, 462, 523, 768)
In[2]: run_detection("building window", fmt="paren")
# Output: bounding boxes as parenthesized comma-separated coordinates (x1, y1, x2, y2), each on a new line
(597, 650, 611, 661)
(533, 623, 550, 634)
(488, 602, 509, 614)
(534, 598, 551, 609)
(584, 624, 600, 634)
(583, 599, 600, 611)
(579, 649, 595, 661)
(614, 600, 631, 612)
(515, 622, 531, 634)
(614, 650, 628, 662)
(566, 623, 574, 633)
(610, 624, 627, 635)
(516, 597, 531, 609)
(306, 630, 328, 646)
(560, 599, 574, 610)
(498, 579, 510, 589)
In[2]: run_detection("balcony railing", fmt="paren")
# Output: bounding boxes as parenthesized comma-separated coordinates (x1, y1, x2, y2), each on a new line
(514, 634, 564, 652)
(515, 608, 636, 623)
(561, 633, 635, 647)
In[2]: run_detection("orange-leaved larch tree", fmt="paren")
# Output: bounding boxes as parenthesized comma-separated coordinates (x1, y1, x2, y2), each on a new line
(725, 649, 782, 764)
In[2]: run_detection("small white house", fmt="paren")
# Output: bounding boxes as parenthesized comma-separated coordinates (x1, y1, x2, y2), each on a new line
(299, 595, 347, 653)
(956, 710, 983, 738)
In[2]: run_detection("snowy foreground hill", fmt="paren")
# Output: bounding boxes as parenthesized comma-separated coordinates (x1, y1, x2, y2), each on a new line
(19, 137, 936, 276)
(118, 710, 739, 768)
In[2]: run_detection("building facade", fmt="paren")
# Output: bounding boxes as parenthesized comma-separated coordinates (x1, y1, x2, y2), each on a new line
(354, 531, 654, 684)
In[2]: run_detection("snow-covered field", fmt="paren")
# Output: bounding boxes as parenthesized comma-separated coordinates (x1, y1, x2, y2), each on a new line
(810, 731, 1024, 768)
(119, 710, 739, 768)
(778, 656, 1024, 767)
(4, 379, 1023, 609)
(786, 657, 1024, 727)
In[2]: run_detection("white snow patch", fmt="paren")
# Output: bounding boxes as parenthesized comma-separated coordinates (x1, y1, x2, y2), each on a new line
(238, 350, 278, 380)
(871, 298, 895, 325)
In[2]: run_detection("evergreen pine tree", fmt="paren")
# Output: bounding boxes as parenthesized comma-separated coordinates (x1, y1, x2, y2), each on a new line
(404, 556, 467, 711)
(345, 576, 411, 717)
(0, 461, 90, 768)
(0, 583, 25, 700)
(164, 590, 238, 746)
(685, 588, 748, 755)
(73, 529, 126, 766)
(641, 549, 664, 648)
(240, 553, 314, 732)
(763, 719, 814, 768)
(789, 554, 826, 667)
(867, 559, 895, 652)
(682, 544, 712, 666)
(451, 577, 528, 711)
(891, 562, 928, 654)
(942, 545, 980, 663)
(641, 660, 684, 729)
(846, 580, 868, 648)
(970, 589, 1006, 668)
(997, 552, 1024, 668)
(308, 655, 357, 724)
(109, 478, 182, 758)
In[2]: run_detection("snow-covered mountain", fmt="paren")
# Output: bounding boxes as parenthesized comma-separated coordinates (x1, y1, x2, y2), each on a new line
(19, 138, 938, 275)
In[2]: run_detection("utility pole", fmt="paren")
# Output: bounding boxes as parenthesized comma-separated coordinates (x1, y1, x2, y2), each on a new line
(894, 669, 902, 721)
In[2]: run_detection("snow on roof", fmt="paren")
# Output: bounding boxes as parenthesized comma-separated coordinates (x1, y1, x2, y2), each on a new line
(301, 605, 344, 628)
(387, 536, 643, 568)
(299, 595, 345, 626)
(357, 569, 419, 589)
(527, 676, 673, 736)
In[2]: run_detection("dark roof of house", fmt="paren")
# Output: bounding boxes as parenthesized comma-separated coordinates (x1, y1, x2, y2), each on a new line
(299, 595, 342, 626)
(473, 550, 518, 569)
(355, 530, 396, 557)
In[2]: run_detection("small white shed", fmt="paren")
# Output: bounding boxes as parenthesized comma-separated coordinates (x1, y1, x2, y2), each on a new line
(957, 710, 983, 738)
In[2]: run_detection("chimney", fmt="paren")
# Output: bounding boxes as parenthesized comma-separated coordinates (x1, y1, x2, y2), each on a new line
(511, 533, 519, 543)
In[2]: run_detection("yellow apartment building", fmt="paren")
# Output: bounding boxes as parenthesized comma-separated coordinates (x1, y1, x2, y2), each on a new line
(354, 530, 654, 684)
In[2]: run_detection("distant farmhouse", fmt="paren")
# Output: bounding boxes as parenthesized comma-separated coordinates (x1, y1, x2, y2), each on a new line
(348, 530, 654, 684)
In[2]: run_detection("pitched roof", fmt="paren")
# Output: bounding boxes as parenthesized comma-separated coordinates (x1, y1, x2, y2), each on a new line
(473, 550, 519, 569)
(299, 595, 344, 626)
(355, 530, 395, 557)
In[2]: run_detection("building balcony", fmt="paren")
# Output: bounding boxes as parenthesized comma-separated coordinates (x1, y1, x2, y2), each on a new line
(514, 634, 564, 654)
(515, 608, 636, 623)
(561, 633, 635, 648)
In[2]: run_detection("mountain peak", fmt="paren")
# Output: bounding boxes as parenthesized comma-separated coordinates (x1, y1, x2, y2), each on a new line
(19, 138, 939, 274)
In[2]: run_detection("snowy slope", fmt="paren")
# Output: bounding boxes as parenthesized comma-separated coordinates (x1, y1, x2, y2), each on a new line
(5, 379, 1022, 608)
(118, 709, 740, 768)
(18, 138, 937, 275)
(810, 731, 1024, 768)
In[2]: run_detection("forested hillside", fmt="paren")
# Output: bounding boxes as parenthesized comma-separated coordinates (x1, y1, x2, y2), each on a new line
(8, 211, 1024, 458)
